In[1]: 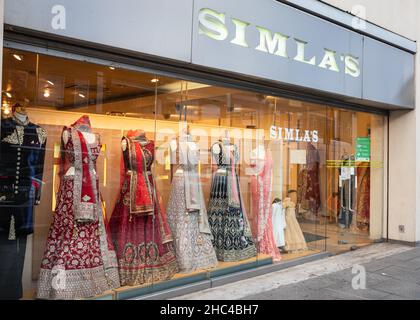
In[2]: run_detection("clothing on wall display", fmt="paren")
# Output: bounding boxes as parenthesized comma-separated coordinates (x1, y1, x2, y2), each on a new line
(37, 116, 120, 299)
(283, 197, 308, 252)
(166, 134, 218, 273)
(297, 143, 321, 217)
(249, 145, 281, 261)
(109, 130, 178, 286)
(208, 139, 257, 262)
(0, 111, 47, 299)
(272, 200, 286, 248)
(356, 165, 370, 229)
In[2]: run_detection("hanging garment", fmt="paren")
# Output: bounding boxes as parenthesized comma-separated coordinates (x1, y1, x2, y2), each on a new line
(109, 130, 178, 286)
(356, 165, 370, 228)
(338, 155, 356, 229)
(283, 198, 308, 252)
(249, 147, 281, 261)
(272, 202, 286, 248)
(0, 114, 47, 299)
(207, 140, 257, 262)
(297, 143, 321, 216)
(37, 116, 120, 300)
(166, 135, 218, 273)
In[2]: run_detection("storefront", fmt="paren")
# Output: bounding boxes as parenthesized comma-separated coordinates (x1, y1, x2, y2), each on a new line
(0, 0, 415, 300)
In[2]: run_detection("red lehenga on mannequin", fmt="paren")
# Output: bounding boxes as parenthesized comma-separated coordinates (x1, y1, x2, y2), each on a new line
(37, 115, 120, 300)
(249, 147, 281, 262)
(109, 130, 178, 286)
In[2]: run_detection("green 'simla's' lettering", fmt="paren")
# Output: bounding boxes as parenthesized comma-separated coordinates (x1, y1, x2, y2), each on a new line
(345, 55, 361, 77)
(255, 26, 289, 57)
(198, 8, 228, 41)
(294, 39, 316, 65)
(197, 7, 361, 78)
(230, 18, 250, 47)
(319, 49, 339, 72)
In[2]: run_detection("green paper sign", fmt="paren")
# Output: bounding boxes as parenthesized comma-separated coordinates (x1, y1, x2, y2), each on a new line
(356, 137, 371, 161)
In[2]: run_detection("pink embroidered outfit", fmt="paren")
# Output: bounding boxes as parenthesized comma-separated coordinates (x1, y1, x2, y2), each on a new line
(109, 130, 178, 286)
(37, 115, 120, 300)
(249, 147, 281, 261)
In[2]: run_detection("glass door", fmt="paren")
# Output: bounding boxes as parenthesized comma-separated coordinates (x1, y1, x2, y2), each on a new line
(326, 107, 386, 254)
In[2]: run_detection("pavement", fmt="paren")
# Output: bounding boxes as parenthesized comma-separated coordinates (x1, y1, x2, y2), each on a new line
(173, 243, 420, 300)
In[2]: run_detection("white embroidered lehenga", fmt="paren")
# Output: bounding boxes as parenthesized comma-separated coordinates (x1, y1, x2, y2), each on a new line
(166, 134, 218, 272)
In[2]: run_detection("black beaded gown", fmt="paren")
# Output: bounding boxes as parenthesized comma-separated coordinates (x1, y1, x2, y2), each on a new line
(207, 140, 256, 262)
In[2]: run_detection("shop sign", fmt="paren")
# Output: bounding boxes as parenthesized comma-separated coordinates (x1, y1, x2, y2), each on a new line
(270, 125, 318, 142)
(198, 8, 360, 78)
(355, 137, 371, 161)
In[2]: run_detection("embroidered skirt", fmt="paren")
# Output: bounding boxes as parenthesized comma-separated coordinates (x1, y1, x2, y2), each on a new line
(208, 173, 257, 262)
(109, 175, 178, 286)
(167, 174, 218, 273)
(37, 177, 120, 300)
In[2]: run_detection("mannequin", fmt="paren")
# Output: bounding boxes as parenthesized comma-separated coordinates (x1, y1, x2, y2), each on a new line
(62, 118, 98, 177)
(283, 197, 308, 252)
(166, 122, 218, 272)
(37, 115, 120, 299)
(109, 129, 179, 286)
(212, 129, 233, 174)
(121, 129, 147, 152)
(12, 103, 29, 125)
(0, 102, 47, 299)
(249, 141, 281, 261)
(208, 128, 257, 262)
(272, 198, 286, 251)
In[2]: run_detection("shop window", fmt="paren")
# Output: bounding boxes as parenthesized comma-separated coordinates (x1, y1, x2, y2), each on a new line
(0, 48, 385, 300)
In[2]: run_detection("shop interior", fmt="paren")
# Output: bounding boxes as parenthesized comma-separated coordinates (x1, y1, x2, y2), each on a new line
(1, 48, 385, 299)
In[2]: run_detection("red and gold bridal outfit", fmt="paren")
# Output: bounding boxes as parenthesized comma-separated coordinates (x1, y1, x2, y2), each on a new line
(37, 116, 120, 300)
(109, 131, 178, 286)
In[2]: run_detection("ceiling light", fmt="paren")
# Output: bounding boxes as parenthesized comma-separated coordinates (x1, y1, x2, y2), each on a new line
(78, 93, 86, 98)
(43, 89, 50, 98)
(13, 54, 23, 61)
(109, 66, 115, 70)
(151, 78, 159, 83)
(47, 80, 55, 86)
(3, 105, 10, 115)
(5, 92, 12, 98)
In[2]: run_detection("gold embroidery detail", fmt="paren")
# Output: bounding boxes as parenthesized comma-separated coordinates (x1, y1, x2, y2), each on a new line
(2, 131, 18, 144)
(16, 126, 24, 145)
(8, 215, 16, 240)
(36, 127, 47, 145)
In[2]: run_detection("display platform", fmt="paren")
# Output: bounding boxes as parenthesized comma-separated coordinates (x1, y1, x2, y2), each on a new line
(112, 254, 273, 300)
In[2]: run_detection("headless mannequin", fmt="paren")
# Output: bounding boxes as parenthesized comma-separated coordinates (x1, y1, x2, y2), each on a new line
(121, 130, 147, 152)
(62, 128, 97, 176)
(170, 125, 195, 175)
(212, 129, 233, 174)
(12, 104, 29, 125)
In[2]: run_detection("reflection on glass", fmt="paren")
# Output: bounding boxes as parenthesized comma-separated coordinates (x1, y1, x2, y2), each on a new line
(0, 48, 385, 300)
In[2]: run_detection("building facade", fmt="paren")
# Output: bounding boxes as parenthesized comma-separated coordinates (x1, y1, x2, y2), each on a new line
(0, 0, 417, 300)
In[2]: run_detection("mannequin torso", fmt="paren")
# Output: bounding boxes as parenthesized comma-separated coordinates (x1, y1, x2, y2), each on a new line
(63, 130, 97, 176)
